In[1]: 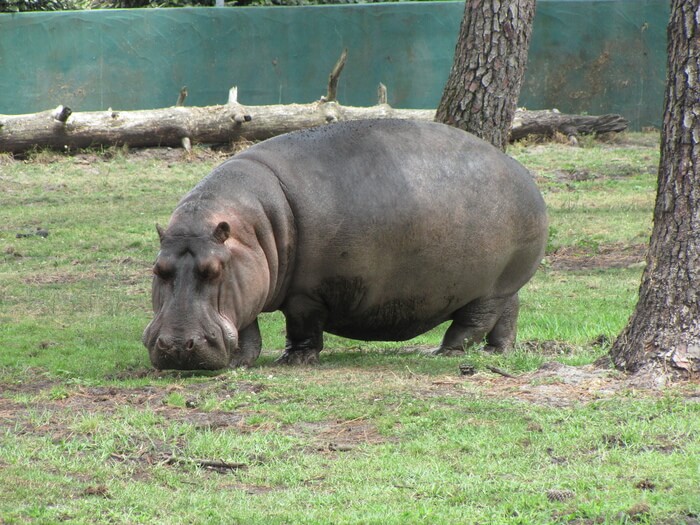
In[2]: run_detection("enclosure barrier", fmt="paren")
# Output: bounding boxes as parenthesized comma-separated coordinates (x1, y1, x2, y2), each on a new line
(0, 0, 668, 130)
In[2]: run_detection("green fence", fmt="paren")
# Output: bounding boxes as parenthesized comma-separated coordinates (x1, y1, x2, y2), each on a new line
(0, 0, 668, 129)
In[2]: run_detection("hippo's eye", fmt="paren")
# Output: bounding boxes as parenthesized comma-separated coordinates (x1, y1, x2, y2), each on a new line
(153, 262, 175, 281)
(197, 260, 222, 281)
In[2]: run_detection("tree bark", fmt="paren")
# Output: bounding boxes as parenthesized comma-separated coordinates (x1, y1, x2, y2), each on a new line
(435, 0, 536, 150)
(610, 0, 700, 382)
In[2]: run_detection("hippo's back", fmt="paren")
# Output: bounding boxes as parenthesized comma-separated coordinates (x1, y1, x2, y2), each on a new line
(235, 119, 547, 340)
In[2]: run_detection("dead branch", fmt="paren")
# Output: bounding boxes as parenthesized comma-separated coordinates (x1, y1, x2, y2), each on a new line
(485, 365, 516, 379)
(510, 109, 628, 142)
(176, 86, 188, 107)
(161, 455, 248, 472)
(325, 48, 348, 103)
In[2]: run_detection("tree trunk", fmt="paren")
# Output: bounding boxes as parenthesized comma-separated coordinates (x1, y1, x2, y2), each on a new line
(609, 0, 700, 382)
(435, 0, 536, 150)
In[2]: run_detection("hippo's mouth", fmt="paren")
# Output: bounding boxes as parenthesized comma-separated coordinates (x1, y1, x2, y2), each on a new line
(142, 313, 237, 371)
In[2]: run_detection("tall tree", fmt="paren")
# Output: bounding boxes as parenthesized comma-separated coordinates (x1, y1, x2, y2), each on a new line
(435, 0, 536, 150)
(610, 0, 700, 381)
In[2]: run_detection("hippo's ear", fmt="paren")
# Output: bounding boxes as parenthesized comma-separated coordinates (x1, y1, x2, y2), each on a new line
(156, 223, 166, 242)
(212, 221, 231, 244)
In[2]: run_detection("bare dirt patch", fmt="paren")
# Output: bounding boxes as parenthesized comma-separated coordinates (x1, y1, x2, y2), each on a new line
(443, 358, 699, 408)
(22, 272, 88, 285)
(68, 145, 233, 167)
(292, 418, 390, 453)
(391, 362, 625, 408)
(465, 361, 626, 408)
(547, 242, 647, 271)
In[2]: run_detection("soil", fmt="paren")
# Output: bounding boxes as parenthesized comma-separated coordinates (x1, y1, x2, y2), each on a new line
(547, 243, 647, 271)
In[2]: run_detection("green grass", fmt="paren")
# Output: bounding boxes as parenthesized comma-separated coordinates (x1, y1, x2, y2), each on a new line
(1, 136, 699, 524)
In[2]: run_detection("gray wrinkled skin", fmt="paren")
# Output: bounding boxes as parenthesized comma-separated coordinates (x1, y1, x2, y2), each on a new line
(143, 119, 548, 370)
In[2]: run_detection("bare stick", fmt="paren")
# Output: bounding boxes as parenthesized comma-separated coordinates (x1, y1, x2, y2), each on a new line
(485, 365, 516, 379)
(228, 86, 238, 105)
(326, 48, 348, 103)
(162, 455, 248, 471)
(193, 459, 248, 471)
(176, 86, 188, 107)
(377, 83, 388, 105)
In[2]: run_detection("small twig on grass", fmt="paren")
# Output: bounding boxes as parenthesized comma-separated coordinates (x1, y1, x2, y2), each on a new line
(405, 365, 418, 378)
(326, 443, 354, 452)
(195, 459, 248, 471)
(339, 414, 371, 425)
(485, 365, 516, 379)
(113, 452, 251, 472)
(161, 455, 248, 472)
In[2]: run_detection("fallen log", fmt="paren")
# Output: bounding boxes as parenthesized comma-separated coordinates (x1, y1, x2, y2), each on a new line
(0, 93, 433, 154)
(0, 100, 629, 154)
(0, 98, 629, 154)
(511, 109, 629, 143)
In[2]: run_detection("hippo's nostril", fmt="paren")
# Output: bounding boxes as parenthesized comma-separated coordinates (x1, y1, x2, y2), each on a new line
(185, 338, 195, 351)
(156, 336, 169, 351)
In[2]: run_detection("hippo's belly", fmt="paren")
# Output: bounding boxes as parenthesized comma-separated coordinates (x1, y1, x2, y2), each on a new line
(306, 274, 482, 342)
(325, 307, 448, 341)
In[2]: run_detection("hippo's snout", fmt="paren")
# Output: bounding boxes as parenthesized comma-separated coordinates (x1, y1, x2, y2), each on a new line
(155, 333, 208, 357)
(143, 320, 236, 371)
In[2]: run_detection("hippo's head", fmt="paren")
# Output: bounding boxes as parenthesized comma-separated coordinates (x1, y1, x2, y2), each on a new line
(142, 221, 238, 370)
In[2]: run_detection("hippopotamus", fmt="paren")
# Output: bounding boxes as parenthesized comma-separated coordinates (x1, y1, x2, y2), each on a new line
(142, 119, 548, 370)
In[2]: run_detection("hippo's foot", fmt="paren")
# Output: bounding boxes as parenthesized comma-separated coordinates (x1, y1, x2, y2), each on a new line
(275, 349, 320, 366)
(229, 354, 256, 368)
(431, 346, 465, 357)
(279, 301, 325, 366)
(435, 295, 520, 357)
(483, 344, 507, 354)
(228, 319, 263, 368)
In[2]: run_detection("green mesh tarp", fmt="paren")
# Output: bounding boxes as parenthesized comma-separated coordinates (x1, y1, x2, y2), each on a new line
(0, 1, 668, 129)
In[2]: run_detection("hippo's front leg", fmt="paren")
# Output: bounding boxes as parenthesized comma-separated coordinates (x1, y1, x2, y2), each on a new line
(230, 318, 262, 368)
(276, 296, 327, 365)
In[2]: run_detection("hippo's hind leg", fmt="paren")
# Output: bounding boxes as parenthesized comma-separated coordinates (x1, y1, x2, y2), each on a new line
(276, 296, 327, 365)
(484, 294, 519, 352)
(230, 318, 262, 368)
(433, 294, 519, 356)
